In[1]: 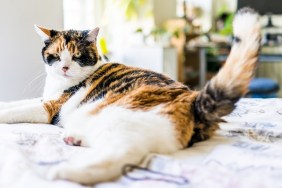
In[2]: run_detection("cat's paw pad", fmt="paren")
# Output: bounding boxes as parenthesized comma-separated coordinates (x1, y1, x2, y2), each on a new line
(63, 136, 82, 146)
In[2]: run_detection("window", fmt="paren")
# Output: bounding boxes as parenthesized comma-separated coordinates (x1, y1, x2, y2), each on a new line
(63, 0, 99, 30)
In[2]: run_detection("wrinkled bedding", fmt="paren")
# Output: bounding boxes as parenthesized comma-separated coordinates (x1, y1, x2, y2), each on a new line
(0, 99, 282, 188)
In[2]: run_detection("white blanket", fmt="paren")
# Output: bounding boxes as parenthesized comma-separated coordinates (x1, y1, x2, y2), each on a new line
(1, 99, 282, 188)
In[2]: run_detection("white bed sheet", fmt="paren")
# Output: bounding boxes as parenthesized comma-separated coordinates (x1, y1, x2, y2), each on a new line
(0, 98, 282, 188)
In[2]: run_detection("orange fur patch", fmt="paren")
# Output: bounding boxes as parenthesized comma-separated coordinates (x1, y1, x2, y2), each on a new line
(43, 93, 71, 123)
(44, 35, 65, 56)
(160, 91, 198, 146)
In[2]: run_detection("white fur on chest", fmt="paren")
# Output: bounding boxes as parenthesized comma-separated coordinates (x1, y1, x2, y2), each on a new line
(43, 75, 81, 101)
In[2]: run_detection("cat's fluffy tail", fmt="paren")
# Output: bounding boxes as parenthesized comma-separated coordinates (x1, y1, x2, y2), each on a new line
(194, 8, 261, 128)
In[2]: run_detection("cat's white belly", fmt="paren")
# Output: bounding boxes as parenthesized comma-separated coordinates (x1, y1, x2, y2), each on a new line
(63, 102, 181, 153)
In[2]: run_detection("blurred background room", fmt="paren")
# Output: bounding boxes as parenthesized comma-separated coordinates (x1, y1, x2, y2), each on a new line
(0, 0, 282, 101)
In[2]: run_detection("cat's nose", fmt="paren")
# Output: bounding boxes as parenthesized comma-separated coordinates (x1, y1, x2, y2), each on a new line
(62, 66, 69, 72)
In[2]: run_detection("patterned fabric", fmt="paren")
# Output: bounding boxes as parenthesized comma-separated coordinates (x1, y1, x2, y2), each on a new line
(0, 99, 282, 188)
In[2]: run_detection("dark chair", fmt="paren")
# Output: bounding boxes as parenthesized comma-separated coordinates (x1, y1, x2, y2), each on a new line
(248, 78, 280, 98)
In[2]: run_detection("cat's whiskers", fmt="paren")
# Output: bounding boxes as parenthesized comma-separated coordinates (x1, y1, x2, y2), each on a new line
(22, 72, 46, 97)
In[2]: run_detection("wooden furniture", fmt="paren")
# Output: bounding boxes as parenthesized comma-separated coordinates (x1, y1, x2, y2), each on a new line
(199, 46, 282, 88)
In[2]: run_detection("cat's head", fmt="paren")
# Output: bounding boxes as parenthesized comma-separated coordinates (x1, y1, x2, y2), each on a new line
(35, 25, 101, 82)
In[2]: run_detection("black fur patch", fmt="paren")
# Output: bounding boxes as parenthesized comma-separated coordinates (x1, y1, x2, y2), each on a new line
(51, 113, 60, 125)
(64, 80, 87, 96)
(72, 48, 97, 67)
(45, 54, 60, 65)
(50, 30, 58, 37)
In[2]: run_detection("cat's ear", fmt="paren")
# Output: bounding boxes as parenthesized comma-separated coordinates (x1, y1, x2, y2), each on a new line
(86, 27, 100, 43)
(34, 25, 52, 42)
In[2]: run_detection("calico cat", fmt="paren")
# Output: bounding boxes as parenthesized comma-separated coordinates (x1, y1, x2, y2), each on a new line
(0, 8, 260, 184)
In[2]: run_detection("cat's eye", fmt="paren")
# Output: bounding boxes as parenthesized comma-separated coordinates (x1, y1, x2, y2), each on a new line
(53, 53, 59, 58)
(74, 52, 81, 58)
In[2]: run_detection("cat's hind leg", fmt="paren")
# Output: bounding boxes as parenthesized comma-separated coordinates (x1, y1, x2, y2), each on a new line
(47, 140, 146, 184)
(47, 105, 181, 184)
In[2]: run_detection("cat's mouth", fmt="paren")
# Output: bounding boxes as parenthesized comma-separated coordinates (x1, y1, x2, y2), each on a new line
(62, 73, 71, 78)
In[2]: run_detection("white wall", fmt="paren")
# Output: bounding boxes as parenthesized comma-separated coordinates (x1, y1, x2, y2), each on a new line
(0, 0, 63, 101)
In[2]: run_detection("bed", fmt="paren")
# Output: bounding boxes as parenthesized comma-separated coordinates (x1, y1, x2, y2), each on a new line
(0, 98, 282, 188)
